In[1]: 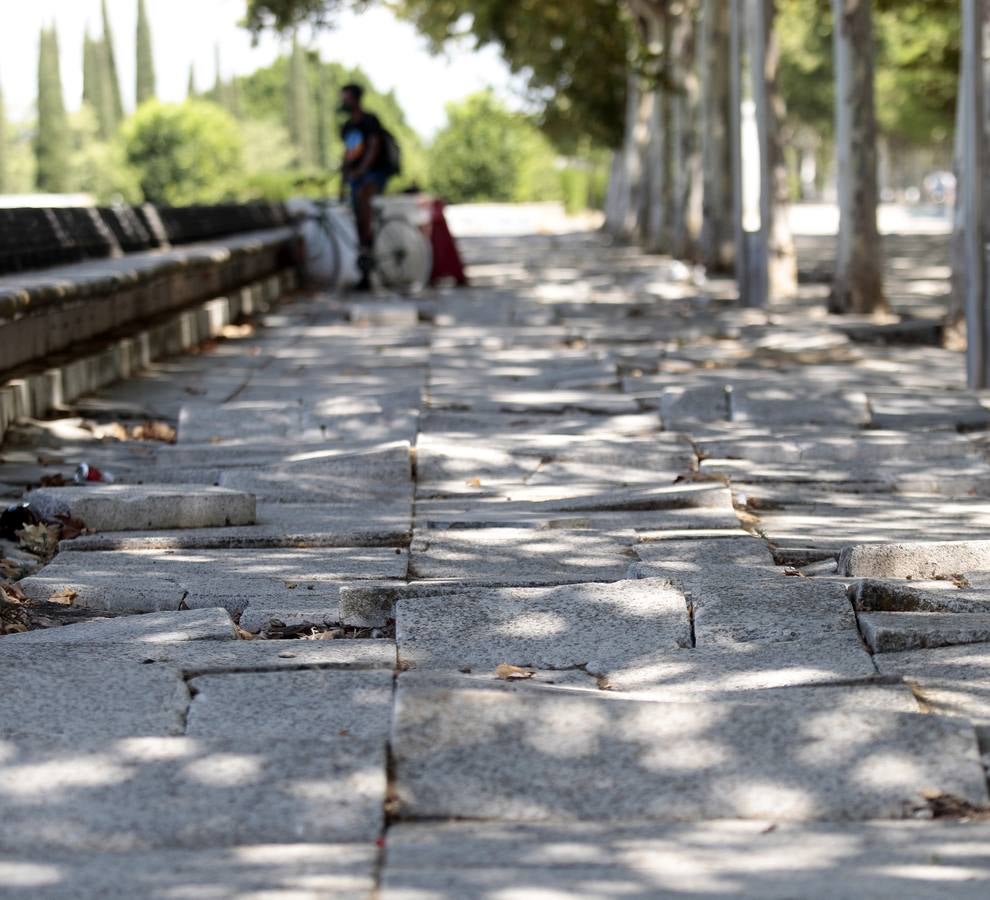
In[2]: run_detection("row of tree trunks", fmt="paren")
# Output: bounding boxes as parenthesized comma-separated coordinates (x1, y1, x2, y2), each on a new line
(609, 0, 888, 321)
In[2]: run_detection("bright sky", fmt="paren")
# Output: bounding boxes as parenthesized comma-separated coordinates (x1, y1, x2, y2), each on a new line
(0, 0, 520, 137)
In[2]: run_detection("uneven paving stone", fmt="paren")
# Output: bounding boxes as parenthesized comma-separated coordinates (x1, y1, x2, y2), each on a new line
(409, 527, 636, 584)
(868, 392, 990, 430)
(657, 385, 729, 427)
(25, 485, 256, 532)
(633, 536, 774, 569)
(380, 821, 990, 900)
(392, 675, 987, 822)
(0, 609, 236, 644)
(631, 563, 859, 646)
(396, 578, 690, 673)
(64, 500, 412, 550)
(852, 578, 990, 614)
(218, 442, 412, 503)
(0, 655, 189, 740)
(601, 634, 877, 696)
(428, 388, 643, 416)
(0, 736, 385, 851)
(839, 540, 990, 578)
(0, 844, 377, 900)
(177, 402, 304, 445)
(18, 548, 408, 614)
(350, 301, 420, 327)
(0, 640, 396, 676)
(860, 612, 990, 653)
(187, 670, 394, 739)
(730, 386, 871, 427)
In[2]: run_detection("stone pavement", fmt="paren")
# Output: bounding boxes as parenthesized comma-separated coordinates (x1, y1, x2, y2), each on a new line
(2, 222, 990, 897)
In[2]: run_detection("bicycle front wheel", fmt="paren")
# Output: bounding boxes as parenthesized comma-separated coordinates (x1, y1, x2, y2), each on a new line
(375, 218, 433, 293)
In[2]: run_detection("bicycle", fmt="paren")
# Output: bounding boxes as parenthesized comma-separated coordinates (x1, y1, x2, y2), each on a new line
(298, 197, 433, 295)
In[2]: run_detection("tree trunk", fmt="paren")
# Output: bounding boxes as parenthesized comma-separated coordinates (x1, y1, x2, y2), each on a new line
(671, 2, 703, 261)
(830, 0, 885, 315)
(605, 66, 643, 240)
(761, 0, 798, 301)
(699, 0, 735, 272)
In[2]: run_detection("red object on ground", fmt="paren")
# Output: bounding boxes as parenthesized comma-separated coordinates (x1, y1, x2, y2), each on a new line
(429, 200, 468, 287)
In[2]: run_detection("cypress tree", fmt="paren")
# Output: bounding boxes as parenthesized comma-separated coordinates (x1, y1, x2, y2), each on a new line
(288, 34, 316, 167)
(0, 80, 7, 196)
(136, 0, 156, 106)
(35, 26, 69, 193)
(187, 64, 196, 99)
(101, 0, 124, 123)
(83, 34, 115, 140)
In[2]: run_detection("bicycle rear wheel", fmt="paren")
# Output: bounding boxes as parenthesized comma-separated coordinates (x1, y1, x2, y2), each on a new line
(374, 217, 433, 293)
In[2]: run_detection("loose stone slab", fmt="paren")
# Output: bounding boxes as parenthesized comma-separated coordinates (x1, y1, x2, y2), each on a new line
(602, 634, 877, 697)
(0, 736, 386, 851)
(632, 564, 859, 646)
(634, 536, 774, 569)
(381, 821, 990, 900)
(409, 527, 636, 584)
(860, 612, 990, 653)
(0, 844, 377, 900)
(25, 484, 256, 533)
(853, 579, 990, 615)
(0, 640, 396, 678)
(18, 547, 408, 614)
(187, 670, 394, 739)
(0, 609, 236, 645)
(0, 654, 189, 740)
(392, 675, 987, 822)
(63, 499, 412, 551)
(350, 301, 419, 327)
(730, 386, 870, 427)
(396, 579, 690, 673)
(839, 540, 990, 578)
(658, 385, 729, 427)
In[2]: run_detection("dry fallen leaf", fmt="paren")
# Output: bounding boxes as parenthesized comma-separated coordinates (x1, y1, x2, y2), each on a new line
(465, 477, 482, 487)
(496, 663, 535, 681)
(0, 559, 20, 579)
(48, 588, 78, 606)
(40, 473, 67, 487)
(131, 420, 177, 443)
(54, 514, 88, 542)
(235, 626, 257, 641)
(16, 523, 61, 558)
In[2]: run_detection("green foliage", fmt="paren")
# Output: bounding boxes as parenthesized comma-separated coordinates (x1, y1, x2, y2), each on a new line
(84, 33, 120, 139)
(136, 0, 157, 106)
(427, 92, 561, 204)
(395, 0, 628, 150)
(244, 0, 355, 32)
(66, 107, 142, 203)
(35, 26, 69, 193)
(237, 53, 428, 191)
(777, 0, 959, 148)
(122, 100, 245, 204)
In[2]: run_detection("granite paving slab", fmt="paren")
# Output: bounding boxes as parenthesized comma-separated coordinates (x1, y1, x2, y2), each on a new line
(408, 527, 636, 584)
(380, 821, 990, 900)
(396, 578, 690, 673)
(0, 845, 377, 900)
(392, 675, 987, 822)
(839, 540, 990, 578)
(0, 609, 236, 644)
(860, 611, 990, 653)
(187, 670, 394, 739)
(25, 484, 256, 532)
(0, 736, 386, 851)
(729, 386, 870, 426)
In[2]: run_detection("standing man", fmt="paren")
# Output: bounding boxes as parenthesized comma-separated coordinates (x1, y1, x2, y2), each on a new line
(339, 83, 391, 291)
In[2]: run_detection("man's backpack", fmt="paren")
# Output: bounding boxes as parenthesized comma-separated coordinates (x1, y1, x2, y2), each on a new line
(380, 128, 402, 177)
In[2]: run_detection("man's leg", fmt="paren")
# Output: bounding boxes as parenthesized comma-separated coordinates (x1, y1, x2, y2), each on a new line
(354, 179, 382, 291)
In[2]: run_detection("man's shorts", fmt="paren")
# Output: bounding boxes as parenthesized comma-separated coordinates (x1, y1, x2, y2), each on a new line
(349, 171, 390, 197)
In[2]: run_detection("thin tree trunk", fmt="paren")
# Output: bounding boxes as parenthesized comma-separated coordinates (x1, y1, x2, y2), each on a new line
(673, 1, 703, 261)
(700, 0, 735, 272)
(830, 0, 885, 314)
(762, 0, 798, 301)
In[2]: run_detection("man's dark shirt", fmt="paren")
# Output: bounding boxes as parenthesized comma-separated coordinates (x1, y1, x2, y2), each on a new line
(341, 113, 388, 175)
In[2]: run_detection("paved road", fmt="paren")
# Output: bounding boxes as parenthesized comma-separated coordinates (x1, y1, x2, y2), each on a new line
(1, 222, 989, 897)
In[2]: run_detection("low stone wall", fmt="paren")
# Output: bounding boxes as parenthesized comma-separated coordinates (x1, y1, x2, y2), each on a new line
(0, 202, 301, 444)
